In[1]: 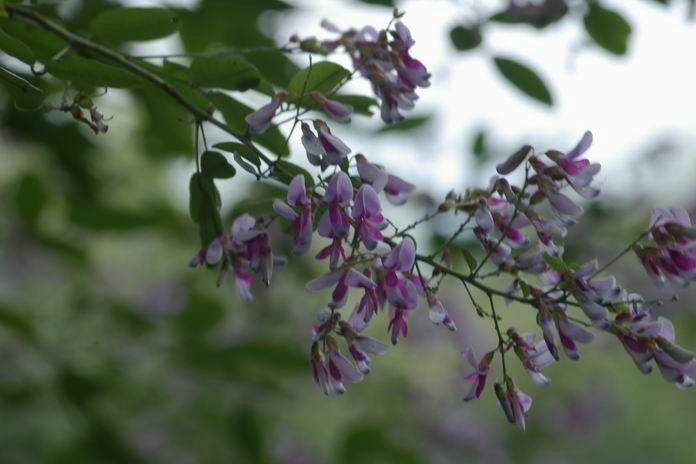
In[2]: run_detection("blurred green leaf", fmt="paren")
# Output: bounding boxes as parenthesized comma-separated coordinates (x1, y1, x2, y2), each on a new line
(0, 17, 66, 60)
(175, 292, 224, 335)
(287, 61, 350, 103)
(46, 54, 142, 88)
(90, 7, 180, 43)
(493, 56, 553, 105)
(449, 24, 482, 51)
(378, 115, 432, 133)
(0, 65, 41, 93)
(272, 160, 314, 187)
(190, 56, 261, 91)
(489, 0, 568, 28)
(472, 129, 488, 162)
(201, 150, 236, 179)
(214, 142, 262, 178)
(14, 173, 48, 225)
(0, 26, 35, 64)
(338, 424, 420, 464)
(462, 248, 478, 272)
(210, 91, 289, 156)
(229, 407, 267, 464)
(543, 253, 567, 272)
(0, 306, 35, 343)
(584, 3, 632, 55)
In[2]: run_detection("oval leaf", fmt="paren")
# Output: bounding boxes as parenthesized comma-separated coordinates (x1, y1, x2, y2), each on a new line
(287, 61, 350, 101)
(272, 160, 314, 187)
(190, 56, 260, 91)
(449, 25, 482, 51)
(493, 56, 553, 105)
(201, 151, 236, 179)
(90, 8, 180, 43)
(583, 3, 631, 56)
(0, 27, 35, 64)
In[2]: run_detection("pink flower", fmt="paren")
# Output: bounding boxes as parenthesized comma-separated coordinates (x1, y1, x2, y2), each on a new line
(310, 91, 353, 124)
(244, 92, 287, 134)
(495, 379, 533, 431)
(273, 175, 313, 256)
(352, 185, 385, 250)
(462, 347, 494, 401)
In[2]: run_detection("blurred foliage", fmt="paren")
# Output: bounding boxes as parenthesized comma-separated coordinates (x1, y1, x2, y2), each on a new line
(1, 1, 696, 464)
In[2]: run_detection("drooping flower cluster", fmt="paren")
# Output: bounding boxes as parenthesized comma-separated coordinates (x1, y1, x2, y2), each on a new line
(634, 207, 696, 286)
(186, 14, 696, 430)
(314, 19, 431, 123)
(189, 214, 283, 302)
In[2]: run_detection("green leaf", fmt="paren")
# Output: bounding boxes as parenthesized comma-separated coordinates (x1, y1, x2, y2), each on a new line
(461, 248, 478, 272)
(377, 115, 432, 133)
(543, 253, 567, 273)
(493, 56, 553, 105)
(0, 65, 41, 93)
(287, 61, 350, 103)
(472, 129, 488, 162)
(0, 18, 65, 60)
(90, 8, 180, 43)
(584, 3, 631, 56)
(272, 160, 314, 187)
(190, 56, 260, 91)
(0, 27, 35, 64)
(201, 150, 236, 179)
(14, 173, 47, 225)
(209, 92, 289, 157)
(46, 54, 142, 88)
(214, 142, 262, 178)
(449, 25, 482, 51)
(189, 173, 219, 224)
(189, 173, 222, 246)
(214, 142, 261, 167)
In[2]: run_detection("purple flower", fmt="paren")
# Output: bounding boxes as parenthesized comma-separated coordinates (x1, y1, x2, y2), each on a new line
(383, 173, 415, 205)
(244, 92, 287, 134)
(306, 267, 376, 310)
(352, 185, 385, 250)
(273, 175, 313, 256)
(508, 329, 555, 386)
(428, 296, 457, 331)
(384, 238, 416, 273)
(495, 380, 532, 431)
(340, 320, 388, 374)
(635, 208, 696, 286)
(314, 120, 351, 165)
(463, 348, 494, 401)
(549, 131, 601, 199)
(557, 315, 594, 360)
(310, 91, 353, 124)
(356, 154, 389, 193)
(319, 171, 353, 239)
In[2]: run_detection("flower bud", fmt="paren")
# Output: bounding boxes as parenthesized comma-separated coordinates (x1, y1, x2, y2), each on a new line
(496, 145, 532, 175)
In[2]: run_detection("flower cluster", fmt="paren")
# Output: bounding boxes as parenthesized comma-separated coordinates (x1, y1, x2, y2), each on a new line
(187, 16, 696, 430)
(634, 207, 696, 286)
(189, 214, 284, 302)
(316, 19, 431, 123)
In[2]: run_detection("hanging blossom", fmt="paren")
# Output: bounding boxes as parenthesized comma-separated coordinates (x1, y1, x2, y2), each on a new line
(192, 41, 696, 432)
(189, 214, 284, 302)
(306, 19, 430, 123)
(301, 120, 352, 169)
(273, 175, 313, 256)
(634, 207, 696, 286)
(244, 91, 288, 134)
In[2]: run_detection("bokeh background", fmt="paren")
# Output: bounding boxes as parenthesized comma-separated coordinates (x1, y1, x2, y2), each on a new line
(2, 0, 696, 463)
